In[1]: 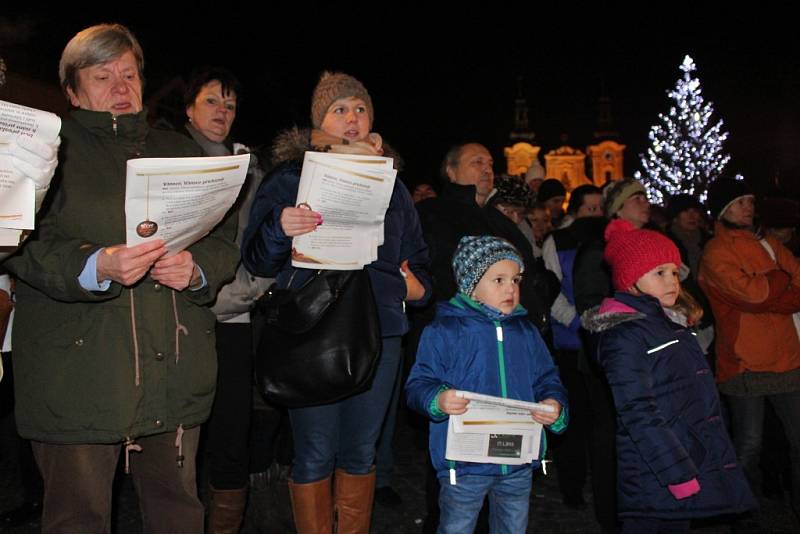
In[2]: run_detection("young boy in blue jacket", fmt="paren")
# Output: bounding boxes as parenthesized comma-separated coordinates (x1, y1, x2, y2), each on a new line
(406, 235, 568, 533)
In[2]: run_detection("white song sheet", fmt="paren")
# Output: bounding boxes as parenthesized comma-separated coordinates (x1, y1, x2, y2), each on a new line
(125, 155, 249, 255)
(0, 100, 62, 245)
(291, 152, 396, 270)
(445, 391, 547, 466)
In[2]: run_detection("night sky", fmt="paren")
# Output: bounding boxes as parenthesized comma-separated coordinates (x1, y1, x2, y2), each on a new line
(3, 8, 799, 196)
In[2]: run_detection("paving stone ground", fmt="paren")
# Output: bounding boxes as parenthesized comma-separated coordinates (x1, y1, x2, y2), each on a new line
(2, 408, 798, 533)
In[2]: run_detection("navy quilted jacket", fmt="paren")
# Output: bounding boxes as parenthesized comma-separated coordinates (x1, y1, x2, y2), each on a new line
(582, 292, 755, 519)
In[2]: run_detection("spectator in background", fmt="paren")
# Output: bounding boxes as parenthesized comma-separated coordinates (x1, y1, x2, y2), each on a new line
(412, 182, 438, 203)
(525, 161, 545, 194)
(541, 184, 603, 509)
(491, 174, 536, 252)
(537, 179, 567, 228)
(182, 66, 273, 533)
(666, 194, 710, 277)
(699, 178, 800, 524)
(526, 202, 552, 259)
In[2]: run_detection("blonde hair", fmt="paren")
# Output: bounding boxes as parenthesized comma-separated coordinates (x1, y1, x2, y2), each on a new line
(671, 287, 704, 326)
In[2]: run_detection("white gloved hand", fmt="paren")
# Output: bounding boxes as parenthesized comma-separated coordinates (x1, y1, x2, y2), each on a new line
(0, 135, 60, 189)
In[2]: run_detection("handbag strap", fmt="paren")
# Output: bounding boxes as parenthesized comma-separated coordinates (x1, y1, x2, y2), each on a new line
(286, 268, 324, 290)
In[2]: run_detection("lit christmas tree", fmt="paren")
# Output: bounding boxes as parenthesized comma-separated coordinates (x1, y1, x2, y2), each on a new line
(635, 55, 731, 205)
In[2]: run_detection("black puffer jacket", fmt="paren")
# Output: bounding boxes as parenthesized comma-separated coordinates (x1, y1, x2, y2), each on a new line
(416, 182, 558, 330)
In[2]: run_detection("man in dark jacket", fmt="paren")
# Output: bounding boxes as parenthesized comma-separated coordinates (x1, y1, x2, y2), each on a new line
(416, 142, 556, 328)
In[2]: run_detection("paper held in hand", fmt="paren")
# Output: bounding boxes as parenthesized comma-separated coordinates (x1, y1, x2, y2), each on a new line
(0, 100, 62, 246)
(445, 390, 549, 466)
(291, 151, 396, 270)
(125, 154, 249, 255)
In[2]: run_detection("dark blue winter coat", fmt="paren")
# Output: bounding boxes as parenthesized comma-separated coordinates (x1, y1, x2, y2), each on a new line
(405, 293, 568, 479)
(241, 130, 431, 338)
(582, 292, 755, 519)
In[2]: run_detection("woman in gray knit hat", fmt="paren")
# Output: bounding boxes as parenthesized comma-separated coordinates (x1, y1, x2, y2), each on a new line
(242, 71, 431, 533)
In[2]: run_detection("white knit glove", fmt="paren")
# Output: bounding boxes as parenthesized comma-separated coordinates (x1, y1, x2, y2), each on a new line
(0, 134, 60, 190)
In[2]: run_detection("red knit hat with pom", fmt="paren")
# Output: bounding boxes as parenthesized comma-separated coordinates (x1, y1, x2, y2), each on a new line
(603, 219, 682, 290)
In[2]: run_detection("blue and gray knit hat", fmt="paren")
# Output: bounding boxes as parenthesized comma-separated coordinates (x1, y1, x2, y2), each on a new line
(452, 236, 524, 297)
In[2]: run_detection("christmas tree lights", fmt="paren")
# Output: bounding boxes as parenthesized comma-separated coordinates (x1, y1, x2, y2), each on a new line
(635, 55, 731, 205)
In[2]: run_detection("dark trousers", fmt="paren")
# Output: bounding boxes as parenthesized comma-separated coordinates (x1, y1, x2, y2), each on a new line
(552, 349, 589, 500)
(205, 322, 253, 490)
(584, 366, 619, 529)
(0, 352, 42, 506)
(726, 391, 800, 514)
(32, 427, 203, 534)
(621, 517, 689, 534)
(376, 344, 404, 488)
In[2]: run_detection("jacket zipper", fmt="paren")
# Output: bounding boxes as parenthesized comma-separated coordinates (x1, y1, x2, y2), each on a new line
(494, 320, 509, 476)
(112, 115, 118, 136)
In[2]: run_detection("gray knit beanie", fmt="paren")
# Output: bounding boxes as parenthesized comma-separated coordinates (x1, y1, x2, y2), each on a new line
(310, 71, 374, 129)
(452, 236, 524, 297)
(602, 178, 646, 217)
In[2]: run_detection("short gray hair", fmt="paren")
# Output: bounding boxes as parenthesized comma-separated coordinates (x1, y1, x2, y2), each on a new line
(59, 23, 144, 95)
(440, 144, 467, 182)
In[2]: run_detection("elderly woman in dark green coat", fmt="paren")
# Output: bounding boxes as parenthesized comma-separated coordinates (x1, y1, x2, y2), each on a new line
(5, 23, 238, 534)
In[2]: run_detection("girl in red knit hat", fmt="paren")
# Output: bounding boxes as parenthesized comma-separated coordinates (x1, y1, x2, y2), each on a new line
(581, 219, 755, 533)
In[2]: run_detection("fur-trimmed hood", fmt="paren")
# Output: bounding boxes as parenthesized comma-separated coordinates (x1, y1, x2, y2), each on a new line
(580, 297, 645, 333)
(270, 127, 403, 170)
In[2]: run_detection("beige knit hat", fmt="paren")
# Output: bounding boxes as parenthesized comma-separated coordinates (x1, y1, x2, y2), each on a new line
(310, 71, 374, 129)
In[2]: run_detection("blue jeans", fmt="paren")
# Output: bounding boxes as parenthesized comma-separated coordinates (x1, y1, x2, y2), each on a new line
(289, 336, 402, 483)
(725, 390, 800, 511)
(437, 468, 532, 534)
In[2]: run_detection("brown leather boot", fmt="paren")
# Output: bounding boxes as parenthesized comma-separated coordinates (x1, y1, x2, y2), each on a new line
(289, 476, 333, 534)
(333, 468, 375, 534)
(208, 485, 247, 534)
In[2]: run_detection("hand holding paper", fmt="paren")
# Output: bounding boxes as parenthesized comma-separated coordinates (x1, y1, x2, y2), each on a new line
(151, 251, 199, 291)
(280, 206, 322, 237)
(97, 240, 166, 287)
(531, 398, 561, 425)
(437, 389, 470, 415)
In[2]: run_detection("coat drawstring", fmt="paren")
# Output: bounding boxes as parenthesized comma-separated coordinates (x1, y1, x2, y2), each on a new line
(129, 290, 141, 386)
(124, 437, 142, 474)
(171, 290, 189, 364)
(175, 424, 185, 468)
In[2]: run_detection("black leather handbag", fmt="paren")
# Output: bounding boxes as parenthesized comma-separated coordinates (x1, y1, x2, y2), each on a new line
(252, 269, 382, 408)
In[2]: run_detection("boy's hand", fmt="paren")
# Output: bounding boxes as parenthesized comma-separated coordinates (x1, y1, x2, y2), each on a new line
(531, 399, 561, 425)
(437, 389, 469, 415)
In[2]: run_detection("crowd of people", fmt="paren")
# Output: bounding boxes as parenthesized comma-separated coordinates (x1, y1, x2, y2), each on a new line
(1, 22, 800, 534)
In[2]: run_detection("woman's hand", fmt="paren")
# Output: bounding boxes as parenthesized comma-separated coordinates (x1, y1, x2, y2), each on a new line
(280, 206, 322, 237)
(401, 260, 425, 301)
(531, 399, 561, 426)
(437, 389, 469, 415)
